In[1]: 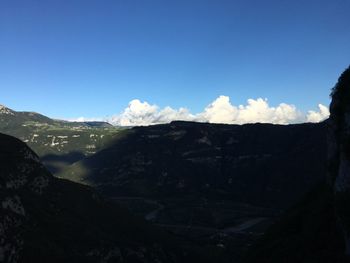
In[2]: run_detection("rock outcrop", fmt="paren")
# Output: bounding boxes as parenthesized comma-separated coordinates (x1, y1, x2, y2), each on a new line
(0, 133, 49, 263)
(329, 65, 350, 255)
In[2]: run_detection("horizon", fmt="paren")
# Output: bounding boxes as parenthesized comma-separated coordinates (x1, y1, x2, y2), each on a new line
(1, 0, 349, 125)
(0, 98, 329, 126)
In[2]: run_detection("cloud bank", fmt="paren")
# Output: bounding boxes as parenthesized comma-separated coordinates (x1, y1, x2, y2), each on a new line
(195, 96, 304, 125)
(70, 96, 330, 126)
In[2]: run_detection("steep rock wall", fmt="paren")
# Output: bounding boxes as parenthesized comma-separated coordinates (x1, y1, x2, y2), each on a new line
(329, 66, 350, 255)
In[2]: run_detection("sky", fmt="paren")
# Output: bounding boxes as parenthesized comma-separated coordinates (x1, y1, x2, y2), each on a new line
(0, 0, 349, 125)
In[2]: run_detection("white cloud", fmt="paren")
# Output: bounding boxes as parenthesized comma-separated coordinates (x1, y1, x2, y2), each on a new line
(306, 104, 330, 123)
(67, 96, 330, 126)
(197, 96, 238, 123)
(109, 99, 196, 126)
(235, 99, 304, 124)
(68, 116, 103, 122)
(195, 97, 306, 125)
(110, 99, 158, 126)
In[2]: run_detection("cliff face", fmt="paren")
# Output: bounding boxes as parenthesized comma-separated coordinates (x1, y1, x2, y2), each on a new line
(329, 66, 350, 255)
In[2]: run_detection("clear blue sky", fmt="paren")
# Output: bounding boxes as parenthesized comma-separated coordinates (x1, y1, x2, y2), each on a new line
(1, 0, 349, 118)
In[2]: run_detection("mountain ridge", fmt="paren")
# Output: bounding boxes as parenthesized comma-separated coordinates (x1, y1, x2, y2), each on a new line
(0, 104, 124, 174)
(0, 104, 113, 127)
(59, 120, 327, 208)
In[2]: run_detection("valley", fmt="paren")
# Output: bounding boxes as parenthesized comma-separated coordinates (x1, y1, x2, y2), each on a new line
(0, 132, 216, 263)
(0, 104, 336, 262)
(2, 1, 349, 261)
(58, 120, 327, 261)
(114, 196, 277, 261)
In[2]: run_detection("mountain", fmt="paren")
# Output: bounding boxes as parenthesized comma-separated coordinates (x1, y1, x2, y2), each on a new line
(0, 104, 56, 126)
(58, 120, 327, 261)
(329, 66, 350, 256)
(60, 121, 327, 208)
(0, 104, 123, 174)
(242, 66, 350, 263)
(0, 104, 332, 261)
(0, 132, 219, 263)
(0, 104, 113, 128)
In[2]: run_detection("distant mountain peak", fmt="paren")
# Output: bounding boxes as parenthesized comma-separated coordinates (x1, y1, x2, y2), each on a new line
(0, 104, 14, 115)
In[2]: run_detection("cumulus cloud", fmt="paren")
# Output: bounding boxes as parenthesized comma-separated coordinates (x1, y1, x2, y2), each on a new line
(306, 104, 330, 123)
(237, 99, 304, 124)
(67, 96, 330, 126)
(109, 99, 195, 126)
(197, 96, 238, 123)
(110, 99, 158, 126)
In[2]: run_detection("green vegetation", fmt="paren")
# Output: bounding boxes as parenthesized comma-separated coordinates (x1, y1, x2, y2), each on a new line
(0, 105, 126, 173)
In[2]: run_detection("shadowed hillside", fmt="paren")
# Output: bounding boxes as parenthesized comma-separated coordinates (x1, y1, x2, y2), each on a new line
(60, 121, 327, 209)
(0, 132, 218, 263)
(58, 121, 328, 261)
(243, 66, 350, 263)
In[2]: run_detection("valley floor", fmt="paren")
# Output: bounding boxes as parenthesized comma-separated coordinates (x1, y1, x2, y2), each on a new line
(112, 196, 279, 262)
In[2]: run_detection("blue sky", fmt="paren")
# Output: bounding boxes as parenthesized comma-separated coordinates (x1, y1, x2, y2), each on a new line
(0, 0, 349, 121)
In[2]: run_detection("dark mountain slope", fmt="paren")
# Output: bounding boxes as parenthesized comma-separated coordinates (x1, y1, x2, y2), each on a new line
(60, 121, 327, 209)
(243, 183, 347, 263)
(0, 133, 211, 263)
(243, 66, 350, 262)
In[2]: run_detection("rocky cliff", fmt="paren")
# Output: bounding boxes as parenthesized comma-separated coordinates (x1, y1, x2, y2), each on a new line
(329, 65, 350, 256)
